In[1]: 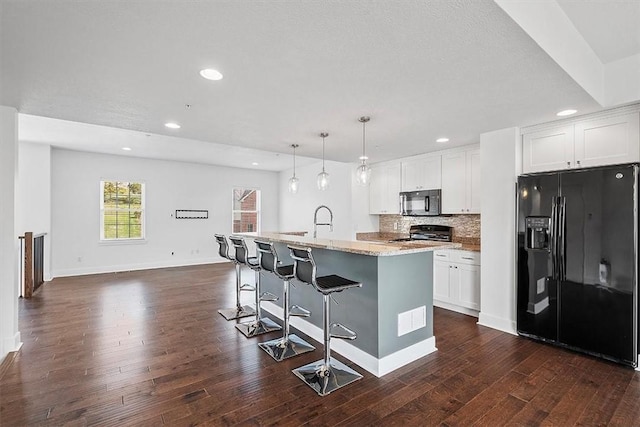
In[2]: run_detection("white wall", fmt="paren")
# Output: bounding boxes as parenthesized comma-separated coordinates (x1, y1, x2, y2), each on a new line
(51, 149, 280, 277)
(278, 160, 376, 240)
(17, 142, 52, 281)
(478, 127, 520, 334)
(0, 106, 21, 362)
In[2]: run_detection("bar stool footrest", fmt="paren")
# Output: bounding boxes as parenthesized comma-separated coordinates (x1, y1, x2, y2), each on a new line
(289, 305, 311, 317)
(240, 284, 255, 292)
(259, 334, 315, 362)
(330, 323, 357, 340)
(235, 317, 281, 337)
(259, 291, 278, 302)
(292, 357, 362, 396)
(218, 305, 255, 320)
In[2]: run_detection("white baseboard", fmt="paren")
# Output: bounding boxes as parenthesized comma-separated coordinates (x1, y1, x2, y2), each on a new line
(477, 312, 517, 335)
(434, 300, 479, 318)
(2, 332, 22, 360)
(51, 258, 225, 278)
(262, 301, 437, 378)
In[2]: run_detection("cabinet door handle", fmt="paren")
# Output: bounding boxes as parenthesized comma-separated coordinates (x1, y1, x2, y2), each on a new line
(454, 266, 458, 269)
(567, 161, 571, 167)
(577, 160, 581, 166)
(461, 257, 474, 260)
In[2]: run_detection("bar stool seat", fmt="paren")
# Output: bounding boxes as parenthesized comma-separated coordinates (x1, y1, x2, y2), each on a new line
(255, 239, 315, 361)
(229, 236, 282, 337)
(214, 234, 255, 320)
(288, 245, 363, 396)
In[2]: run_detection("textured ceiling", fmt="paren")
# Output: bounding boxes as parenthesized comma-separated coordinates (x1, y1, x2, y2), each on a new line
(1, 0, 601, 168)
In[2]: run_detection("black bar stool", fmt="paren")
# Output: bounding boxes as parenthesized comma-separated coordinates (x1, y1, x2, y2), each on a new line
(255, 239, 315, 361)
(228, 236, 281, 337)
(214, 234, 255, 320)
(288, 245, 363, 396)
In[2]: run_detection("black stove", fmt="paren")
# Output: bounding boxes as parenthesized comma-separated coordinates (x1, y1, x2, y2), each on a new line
(391, 225, 452, 242)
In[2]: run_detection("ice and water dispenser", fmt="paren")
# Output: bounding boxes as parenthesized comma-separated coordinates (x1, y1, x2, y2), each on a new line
(525, 217, 551, 251)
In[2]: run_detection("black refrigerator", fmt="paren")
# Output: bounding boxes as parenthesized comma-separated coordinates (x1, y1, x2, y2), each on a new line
(517, 164, 638, 367)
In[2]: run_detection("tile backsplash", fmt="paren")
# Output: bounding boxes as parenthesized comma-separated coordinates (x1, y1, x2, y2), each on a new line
(379, 214, 480, 240)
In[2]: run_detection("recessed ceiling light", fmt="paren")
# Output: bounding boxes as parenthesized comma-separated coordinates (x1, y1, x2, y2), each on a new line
(200, 69, 223, 81)
(252, 162, 259, 166)
(165, 122, 181, 129)
(436, 137, 449, 143)
(122, 147, 132, 151)
(359, 155, 369, 160)
(557, 109, 577, 117)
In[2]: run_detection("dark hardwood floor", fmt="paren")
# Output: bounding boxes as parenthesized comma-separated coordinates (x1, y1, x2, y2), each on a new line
(1, 262, 639, 426)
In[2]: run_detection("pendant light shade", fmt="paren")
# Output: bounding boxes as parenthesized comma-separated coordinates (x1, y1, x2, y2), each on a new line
(355, 116, 372, 186)
(288, 144, 300, 194)
(317, 132, 330, 191)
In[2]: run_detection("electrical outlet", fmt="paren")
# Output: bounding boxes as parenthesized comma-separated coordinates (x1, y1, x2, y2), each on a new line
(397, 306, 426, 336)
(397, 311, 412, 336)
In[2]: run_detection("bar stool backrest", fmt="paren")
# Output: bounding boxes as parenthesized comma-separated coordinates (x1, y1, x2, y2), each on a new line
(229, 236, 249, 265)
(255, 240, 277, 273)
(214, 234, 233, 261)
(288, 246, 318, 288)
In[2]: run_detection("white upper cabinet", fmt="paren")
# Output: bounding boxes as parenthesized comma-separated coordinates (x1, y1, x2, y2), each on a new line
(574, 113, 640, 168)
(466, 149, 481, 213)
(401, 155, 441, 191)
(441, 152, 466, 213)
(369, 162, 401, 215)
(522, 125, 574, 173)
(441, 148, 480, 214)
(523, 111, 639, 174)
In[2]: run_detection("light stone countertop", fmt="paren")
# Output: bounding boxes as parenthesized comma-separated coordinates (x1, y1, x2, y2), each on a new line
(241, 232, 461, 256)
(355, 232, 480, 253)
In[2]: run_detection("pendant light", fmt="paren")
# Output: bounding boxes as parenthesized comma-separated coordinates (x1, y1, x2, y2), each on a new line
(288, 144, 300, 194)
(317, 132, 330, 191)
(355, 116, 372, 186)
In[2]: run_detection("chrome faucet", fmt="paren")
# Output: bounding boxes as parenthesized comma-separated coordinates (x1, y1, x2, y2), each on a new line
(313, 205, 333, 238)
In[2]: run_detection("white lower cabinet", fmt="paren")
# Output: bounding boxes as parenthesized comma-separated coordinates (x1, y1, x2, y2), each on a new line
(433, 249, 480, 316)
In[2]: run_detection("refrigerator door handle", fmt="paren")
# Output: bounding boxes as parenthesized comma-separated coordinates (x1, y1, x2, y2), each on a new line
(558, 196, 567, 281)
(550, 197, 558, 280)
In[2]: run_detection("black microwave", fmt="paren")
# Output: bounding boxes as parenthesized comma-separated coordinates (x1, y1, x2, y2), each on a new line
(400, 189, 441, 216)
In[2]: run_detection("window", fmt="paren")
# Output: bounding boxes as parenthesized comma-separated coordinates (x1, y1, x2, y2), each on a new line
(100, 180, 145, 240)
(232, 188, 260, 234)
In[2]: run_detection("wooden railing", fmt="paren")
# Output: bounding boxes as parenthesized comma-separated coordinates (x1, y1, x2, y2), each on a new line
(18, 232, 46, 298)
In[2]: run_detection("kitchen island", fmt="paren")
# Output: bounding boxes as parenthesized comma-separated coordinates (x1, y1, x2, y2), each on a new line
(243, 232, 459, 377)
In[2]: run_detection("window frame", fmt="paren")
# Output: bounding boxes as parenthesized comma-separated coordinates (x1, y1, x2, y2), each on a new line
(99, 180, 146, 242)
(231, 187, 261, 235)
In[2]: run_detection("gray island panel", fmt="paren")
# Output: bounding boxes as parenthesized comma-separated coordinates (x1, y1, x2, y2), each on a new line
(258, 240, 434, 360)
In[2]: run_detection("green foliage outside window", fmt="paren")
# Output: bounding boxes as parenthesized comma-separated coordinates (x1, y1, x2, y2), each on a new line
(101, 181, 144, 240)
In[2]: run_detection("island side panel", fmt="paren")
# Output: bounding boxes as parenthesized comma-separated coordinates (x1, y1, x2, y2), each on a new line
(377, 251, 434, 358)
(259, 242, 380, 358)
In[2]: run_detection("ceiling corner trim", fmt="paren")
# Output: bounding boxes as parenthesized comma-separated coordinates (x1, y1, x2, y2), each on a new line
(494, 0, 605, 106)
(604, 54, 640, 107)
